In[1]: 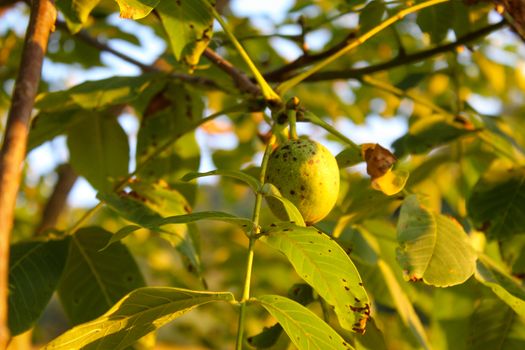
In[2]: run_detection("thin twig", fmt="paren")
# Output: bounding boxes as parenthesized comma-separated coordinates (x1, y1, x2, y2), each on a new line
(203, 47, 260, 96)
(298, 20, 506, 83)
(0, 0, 56, 347)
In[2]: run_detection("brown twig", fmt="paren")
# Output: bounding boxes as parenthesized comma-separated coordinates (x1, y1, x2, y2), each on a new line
(265, 20, 506, 83)
(0, 0, 56, 347)
(35, 164, 78, 235)
(203, 47, 260, 96)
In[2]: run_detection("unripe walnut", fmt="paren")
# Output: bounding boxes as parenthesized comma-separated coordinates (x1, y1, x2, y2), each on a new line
(265, 138, 340, 225)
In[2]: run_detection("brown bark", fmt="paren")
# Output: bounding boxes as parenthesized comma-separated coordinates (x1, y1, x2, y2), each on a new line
(0, 0, 56, 347)
(34, 164, 77, 235)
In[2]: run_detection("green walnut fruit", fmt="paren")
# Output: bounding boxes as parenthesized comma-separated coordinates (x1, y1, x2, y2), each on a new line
(265, 138, 340, 225)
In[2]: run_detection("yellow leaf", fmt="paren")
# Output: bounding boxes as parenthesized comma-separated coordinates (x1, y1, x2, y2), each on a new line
(372, 169, 409, 196)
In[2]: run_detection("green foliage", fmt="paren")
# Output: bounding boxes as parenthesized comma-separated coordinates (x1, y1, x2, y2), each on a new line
(4, 0, 525, 348)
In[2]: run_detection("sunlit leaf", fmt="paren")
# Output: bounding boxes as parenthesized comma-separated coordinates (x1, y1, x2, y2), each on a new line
(46, 288, 234, 349)
(157, 0, 213, 66)
(56, 0, 101, 33)
(8, 237, 70, 335)
(396, 195, 477, 287)
(371, 168, 409, 196)
(67, 112, 129, 193)
(260, 222, 369, 333)
(261, 183, 306, 227)
(57, 227, 145, 324)
(467, 166, 525, 240)
(255, 295, 354, 350)
(115, 0, 160, 19)
(475, 256, 525, 318)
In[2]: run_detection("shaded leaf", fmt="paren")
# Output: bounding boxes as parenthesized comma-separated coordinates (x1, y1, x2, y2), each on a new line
(416, 2, 454, 43)
(475, 256, 525, 318)
(67, 113, 129, 193)
(393, 115, 475, 157)
(255, 295, 354, 350)
(58, 227, 145, 324)
(397, 195, 477, 287)
(157, 0, 213, 66)
(28, 109, 88, 151)
(46, 288, 234, 349)
(183, 169, 261, 192)
(56, 0, 101, 33)
(467, 167, 525, 240)
(115, 0, 160, 19)
(260, 222, 369, 333)
(247, 323, 284, 349)
(468, 297, 525, 350)
(336, 147, 362, 168)
(359, 0, 386, 33)
(8, 237, 70, 336)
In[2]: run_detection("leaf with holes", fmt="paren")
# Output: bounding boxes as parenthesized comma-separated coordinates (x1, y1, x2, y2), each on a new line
(67, 112, 129, 193)
(475, 256, 525, 318)
(45, 287, 234, 349)
(467, 167, 525, 240)
(8, 237, 70, 335)
(255, 295, 354, 350)
(157, 0, 213, 66)
(57, 227, 145, 324)
(396, 195, 477, 287)
(260, 222, 369, 333)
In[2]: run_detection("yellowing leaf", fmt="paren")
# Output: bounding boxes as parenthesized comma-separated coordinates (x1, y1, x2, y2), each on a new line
(372, 169, 409, 196)
(115, 0, 160, 20)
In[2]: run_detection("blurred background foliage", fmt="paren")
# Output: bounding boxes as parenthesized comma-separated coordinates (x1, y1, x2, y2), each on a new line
(2, 0, 525, 349)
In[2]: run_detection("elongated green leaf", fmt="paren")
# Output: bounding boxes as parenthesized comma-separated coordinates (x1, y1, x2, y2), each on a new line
(475, 256, 525, 318)
(8, 237, 70, 335)
(260, 222, 369, 333)
(183, 169, 261, 192)
(377, 260, 430, 350)
(416, 1, 454, 43)
(36, 74, 163, 111)
(359, 0, 386, 33)
(115, 0, 160, 19)
(393, 115, 475, 157)
(336, 147, 362, 168)
(101, 211, 255, 249)
(255, 295, 354, 350)
(67, 112, 129, 193)
(397, 195, 477, 287)
(261, 183, 306, 227)
(157, 0, 213, 66)
(101, 181, 201, 273)
(467, 167, 525, 240)
(58, 227, 145, 324)
(468, 297, 525, 350)
(46, 287, 234, 349)
(56, 0, 101, 33)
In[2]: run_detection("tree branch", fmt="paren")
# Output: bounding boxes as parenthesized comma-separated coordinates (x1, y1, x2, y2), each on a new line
(35, 164, 78, 235)
(0, 0, 56, 347)
(203, 47, 260, 96)
(265, 20, 506, 83)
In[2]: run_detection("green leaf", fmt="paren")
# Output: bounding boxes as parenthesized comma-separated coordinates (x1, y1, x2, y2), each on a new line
(46, 287, 234, 349)
(28, 109, 88, 151)
(67, 112, 129, 193)
(115, 0, 160, 19)
(36, 74, 163, 111)
(255, 295, 354, 350)
(468, 297, 525, 350)
(336, 147, 362, 168)
(377, 260, 430, 350)
(392, 115, 475, 157)
(261, 183, 306, 227)
(396, 195, 477, 287)
(56, 0, 101, 33)
(416, 2, 454, 43)
(359, 0, 386, 33)
(467, 167, 525, 240)
(157, 0, 213, 66)
(260, 222, 370, 333)
(475, 256, 525, 318)
(247, 323, 284, 349)
(8, 237, 70, 336)
(101, 211, 255, 249)
(182, 169, 261, 192)
(57, 227, 145, 324)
